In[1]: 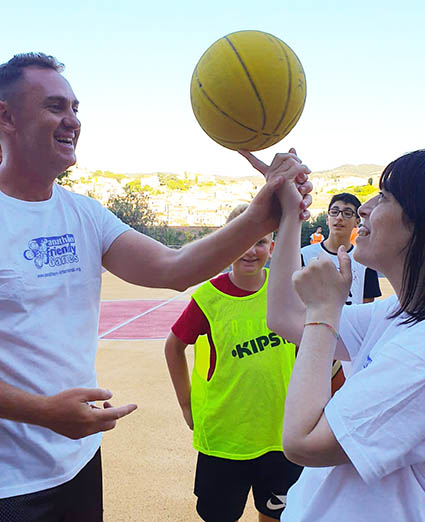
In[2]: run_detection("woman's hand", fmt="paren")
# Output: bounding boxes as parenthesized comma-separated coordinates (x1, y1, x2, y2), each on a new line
(293, 246, 352, 316)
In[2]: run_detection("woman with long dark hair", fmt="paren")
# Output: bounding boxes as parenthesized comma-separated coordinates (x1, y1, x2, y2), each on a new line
(243, 149, 425, 521)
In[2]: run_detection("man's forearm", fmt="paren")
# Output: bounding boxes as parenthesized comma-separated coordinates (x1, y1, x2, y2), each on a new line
(174, 210, 272, 289)
(0, 379, 138, 439)
(0, 380, 47, 425)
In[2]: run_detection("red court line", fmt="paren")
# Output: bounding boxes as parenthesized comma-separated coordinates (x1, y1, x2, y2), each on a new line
(99, 300, 188, 340)
(99, 300, 162, 337)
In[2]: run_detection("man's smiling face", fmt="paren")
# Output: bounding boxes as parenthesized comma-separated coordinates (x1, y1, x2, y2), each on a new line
(9, 66, 81, 175)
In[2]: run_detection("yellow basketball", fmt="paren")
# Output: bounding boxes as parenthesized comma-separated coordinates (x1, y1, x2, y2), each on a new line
(190, 30, 307, 151)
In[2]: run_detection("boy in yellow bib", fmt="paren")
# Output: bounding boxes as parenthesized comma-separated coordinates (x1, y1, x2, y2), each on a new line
(165, 204, 302, 522)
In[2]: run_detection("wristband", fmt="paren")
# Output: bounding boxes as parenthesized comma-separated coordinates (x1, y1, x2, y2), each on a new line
(304, 321, 340, 341)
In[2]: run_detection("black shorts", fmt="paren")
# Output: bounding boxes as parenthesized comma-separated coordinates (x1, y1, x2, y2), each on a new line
(194, 451, 303, 522)
(0, 449, 103, 522)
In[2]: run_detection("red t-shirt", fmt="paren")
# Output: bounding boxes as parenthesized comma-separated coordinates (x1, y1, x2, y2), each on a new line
(172, 272, 344, 394)
(171, 272, 255, 380)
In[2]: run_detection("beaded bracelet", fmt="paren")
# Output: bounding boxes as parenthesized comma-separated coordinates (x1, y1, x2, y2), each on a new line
(304, 321, 340, 341)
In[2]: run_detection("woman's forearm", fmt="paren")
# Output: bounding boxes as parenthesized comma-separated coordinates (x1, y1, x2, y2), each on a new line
(282, 309, 349, 467)
(267, 212, 306, 344)
(283, 321, 337, 440)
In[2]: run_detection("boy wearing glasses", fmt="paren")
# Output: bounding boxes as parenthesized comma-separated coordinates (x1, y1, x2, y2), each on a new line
(302, 193, 381, 306)
(302, 193, 381, 381)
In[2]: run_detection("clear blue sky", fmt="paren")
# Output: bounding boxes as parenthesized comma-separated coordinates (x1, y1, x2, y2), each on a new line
(3, 0, 425, 176)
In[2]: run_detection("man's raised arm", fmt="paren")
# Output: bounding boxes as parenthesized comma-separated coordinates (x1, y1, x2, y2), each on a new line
(102, 154, 312, 292)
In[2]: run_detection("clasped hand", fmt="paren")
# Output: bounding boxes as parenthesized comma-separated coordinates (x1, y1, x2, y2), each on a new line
(239, 148, 313, 220)
(293, 246, 352, 312)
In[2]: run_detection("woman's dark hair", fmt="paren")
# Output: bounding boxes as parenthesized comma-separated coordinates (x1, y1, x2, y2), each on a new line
(380, 149, 425, 324)
(0, 52, 64, 101)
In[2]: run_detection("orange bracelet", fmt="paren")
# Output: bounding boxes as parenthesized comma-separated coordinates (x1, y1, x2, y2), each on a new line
(304, 321, 340, 340)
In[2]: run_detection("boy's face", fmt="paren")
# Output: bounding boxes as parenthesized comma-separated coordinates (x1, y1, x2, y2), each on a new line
(326, 200, 360, 238)
(232, 235, 274, 276)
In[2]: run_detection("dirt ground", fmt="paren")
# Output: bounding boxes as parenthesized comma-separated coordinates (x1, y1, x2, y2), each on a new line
(97, 272, 395, 522)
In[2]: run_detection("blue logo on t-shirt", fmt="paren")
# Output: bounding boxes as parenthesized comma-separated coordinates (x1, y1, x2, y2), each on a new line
(363, 354, 372, 369)
(23, 234, 79, 270)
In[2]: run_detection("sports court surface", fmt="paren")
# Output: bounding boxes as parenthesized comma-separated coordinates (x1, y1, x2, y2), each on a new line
(98, 272, 395, 522)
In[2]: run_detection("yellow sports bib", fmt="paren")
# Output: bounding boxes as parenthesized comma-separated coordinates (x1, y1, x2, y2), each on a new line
(191, 269, 296, 459)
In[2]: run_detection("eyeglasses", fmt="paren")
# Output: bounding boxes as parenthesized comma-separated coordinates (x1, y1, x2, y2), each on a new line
(328, 207, 357, 219)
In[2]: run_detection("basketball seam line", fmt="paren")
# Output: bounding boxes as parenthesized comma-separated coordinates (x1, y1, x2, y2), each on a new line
(274, 39, 306, 137)
(209, 134, 270, 145)
(194, 69, 259, 135)
(279, 102, 306, 138)
(224, 35, 267, 131)
(271, 38, 292, 134)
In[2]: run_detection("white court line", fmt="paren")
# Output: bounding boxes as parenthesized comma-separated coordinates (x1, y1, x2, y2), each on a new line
(98, 285, 197, 340)
(99, 338, 168, 342)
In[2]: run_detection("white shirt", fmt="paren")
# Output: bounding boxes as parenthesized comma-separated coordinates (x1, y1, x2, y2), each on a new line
(0, 184, 129, 497)
(282, 297, 425, 522)
(301, 242, 366, 306)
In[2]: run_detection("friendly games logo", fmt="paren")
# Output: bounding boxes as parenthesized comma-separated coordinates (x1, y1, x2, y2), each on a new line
(23, 234, 79, 269)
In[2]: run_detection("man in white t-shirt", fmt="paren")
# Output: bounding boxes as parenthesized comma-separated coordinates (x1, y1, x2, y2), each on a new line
(0, 53, 312, 521)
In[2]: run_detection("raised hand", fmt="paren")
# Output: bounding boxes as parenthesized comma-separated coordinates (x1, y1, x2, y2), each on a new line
(238, 148, 301, 178)
(41, 387, 137, 439)
(239, 148, 312, 220)
(292, 246, 352, 314)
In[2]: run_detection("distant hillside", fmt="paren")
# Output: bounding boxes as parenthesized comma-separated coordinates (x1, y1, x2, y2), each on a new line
(88, 163, 385, 185)
(222, 163, 384, 186)
(212, 164, 385, 184)
(69, 162, 384, 225)
(313, 164, 384, 179)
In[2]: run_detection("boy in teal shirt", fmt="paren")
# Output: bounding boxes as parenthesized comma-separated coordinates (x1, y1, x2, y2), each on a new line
(165, 204, 302, 522)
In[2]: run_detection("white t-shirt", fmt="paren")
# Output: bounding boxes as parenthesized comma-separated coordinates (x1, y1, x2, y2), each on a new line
(0, 183, 129, 498)
(282, 296, 425, 522)
(301, 242, 368, 377)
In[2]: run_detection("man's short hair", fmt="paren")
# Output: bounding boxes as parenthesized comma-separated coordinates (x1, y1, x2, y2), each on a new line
(328, 192, 361, 215)
(0, 52, 64, 101)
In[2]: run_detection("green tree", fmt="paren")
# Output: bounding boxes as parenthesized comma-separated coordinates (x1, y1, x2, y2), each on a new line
(107, 187, 188, 246)
(154, 227, 186, 247)
(327, 184, 378, 203)
(57, 170, 74, 188)
(107, 188, 159, 235)
(157, 173, 192, 191)
(125, 179, 143, 192)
